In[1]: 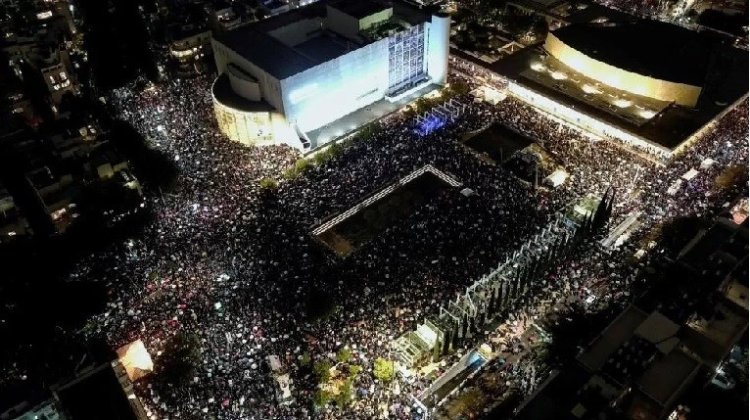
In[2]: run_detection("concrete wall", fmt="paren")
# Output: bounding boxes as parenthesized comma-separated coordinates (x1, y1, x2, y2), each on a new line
(325, 5, 361, 40)
(358, 8, 393, 31)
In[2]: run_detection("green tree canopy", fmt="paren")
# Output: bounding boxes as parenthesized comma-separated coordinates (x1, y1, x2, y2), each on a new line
(313, 360, 333, 383)
(334, 379, 354, 407)
(258, 177, 278, 189)
(373, 357, 395, 382)
(313, 389, 332, 408)
(336, 347, 353, 364)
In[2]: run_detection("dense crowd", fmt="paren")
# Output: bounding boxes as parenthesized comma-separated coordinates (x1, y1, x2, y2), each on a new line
(57, 68, 748, 420)
(596, 0, 669, 19)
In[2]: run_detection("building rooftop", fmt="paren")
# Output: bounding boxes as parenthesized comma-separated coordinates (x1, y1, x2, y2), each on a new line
(679, 218, 745, 267)
(217, 27, 321, 79)
(26, 166, 58, 191)
(214, 0, 429, 79)
(551, 19, 713, 86)
(470, 32, 747, 150)
(53, 363, 142, 420)
(578, 305, 649, 372)
(212, 74, 275, 112)
(329, 0, 390, 19)
(680, 301, 748, 367)
(635, 349, 700, 407)
(294, 32, 358, 63)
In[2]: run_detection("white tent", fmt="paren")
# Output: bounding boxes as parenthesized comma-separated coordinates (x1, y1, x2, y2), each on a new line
(544, 169, 569, 188)
(267, 355, 282, 372)
(667, 179, 683, 195)
(700, 158, 716, 169)
(681, 168, 699, 180)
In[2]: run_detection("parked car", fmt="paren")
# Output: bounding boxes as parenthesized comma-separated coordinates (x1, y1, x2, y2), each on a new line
(710, 368, 736, 390)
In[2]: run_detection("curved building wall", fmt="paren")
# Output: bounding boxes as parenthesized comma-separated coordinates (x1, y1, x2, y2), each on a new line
(212, 39, 285, 111)
(544, 33, 702, 107)
(212, 89, 297, 147)
(427, 14, 450, 86)
(228, 65, 262, 101)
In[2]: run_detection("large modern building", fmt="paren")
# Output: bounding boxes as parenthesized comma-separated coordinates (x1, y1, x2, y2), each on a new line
(211, 0, 450, 149)
(542, 20, 708, 108)
(455, 10, 748, 161)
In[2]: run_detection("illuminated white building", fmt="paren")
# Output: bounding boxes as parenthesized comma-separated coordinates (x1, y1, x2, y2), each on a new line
(211, 0, 450, 149)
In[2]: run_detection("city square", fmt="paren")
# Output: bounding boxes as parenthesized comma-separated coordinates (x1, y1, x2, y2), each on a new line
(0, 0, 748, 419)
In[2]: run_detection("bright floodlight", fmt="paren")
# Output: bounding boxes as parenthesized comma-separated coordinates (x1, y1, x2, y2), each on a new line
(530, 61, 546, 72)
(116, 339, 154, 381)
(638, 108, 656, 119)
(581, 84, 601, 95)
(551, 71, 567, 80)
(613, 98, 632, 108)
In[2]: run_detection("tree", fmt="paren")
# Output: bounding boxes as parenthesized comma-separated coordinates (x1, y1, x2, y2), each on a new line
(714, 165, 748, 191)
(312, 150, 330, 166)
(334, 379, 354, 407)
(294, 158, 310, 172)
(313, 389, 332, 408)
(327, 141, 344, 158)
(659, 216, 707, 257)
(159, 332, 201, 385)
(449, 388, 483, 417)
(313, 360, 333, 383)
(373, 358, 395, 382)
(283, 158, 311, 180)
(448, 80, 471, 97)
(259, 177, 278, 189)
(349, 364, 362, 378)
(300, 352, 311, 367)
(108, 120, 179, 192)
(336, 347, 353, 364)
(305, 287, 335, 322)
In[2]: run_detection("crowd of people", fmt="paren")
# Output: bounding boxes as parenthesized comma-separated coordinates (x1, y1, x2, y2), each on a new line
(55, 66, 748, 420)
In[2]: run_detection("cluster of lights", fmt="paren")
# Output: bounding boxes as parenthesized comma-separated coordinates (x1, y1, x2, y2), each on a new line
(579, 82, 656, 120)
(415, 115, 446, 136)
(507, 82, 671, 159)
(581, 84, 601, 95)
(530, 61, 568, 81)
(550, 71, 568, 80)
(541, 63, 658, 119)
(530, 61, 547, 72)
(48, 71, 71, 91)
(171, 46, 201, 58)
(36, 10, 53, 20)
